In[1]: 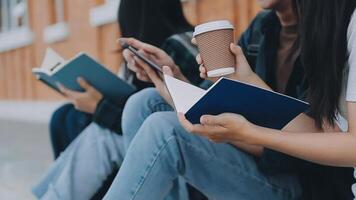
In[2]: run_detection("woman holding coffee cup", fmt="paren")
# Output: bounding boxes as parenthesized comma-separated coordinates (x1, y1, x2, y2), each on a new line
(103, 0, 355, 200)
(103, 0, 306, 200)
(181, 0, 356, 199)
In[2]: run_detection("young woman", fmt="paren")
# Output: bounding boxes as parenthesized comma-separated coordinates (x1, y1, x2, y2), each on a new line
(33, 0, 203, 199)
(102, 0, 355, 199)
(102, 0, 316, 199)
(48, 0, 199, 158)
(179, 0, 356, 197)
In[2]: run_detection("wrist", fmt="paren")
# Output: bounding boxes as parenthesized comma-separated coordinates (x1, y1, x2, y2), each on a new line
(246, 124, 270, 146)
(251, 125, 283, 148)
(228, 71, 255, 82)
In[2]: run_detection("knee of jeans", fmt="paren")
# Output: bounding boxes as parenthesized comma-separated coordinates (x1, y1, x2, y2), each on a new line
(133, 112, 179, 146)
(123, 88, 160, 114)
(122, 88, 160, 128)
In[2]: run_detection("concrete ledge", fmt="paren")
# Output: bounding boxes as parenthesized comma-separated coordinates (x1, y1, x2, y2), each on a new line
(0, 101, 65, 124)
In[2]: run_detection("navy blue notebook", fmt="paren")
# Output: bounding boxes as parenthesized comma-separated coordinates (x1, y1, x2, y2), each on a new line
(33, 48, 135, 105)
(165, 75, 309, 129)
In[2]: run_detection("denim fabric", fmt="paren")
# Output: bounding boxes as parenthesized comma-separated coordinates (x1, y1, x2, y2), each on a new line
(49, 104, 92, 158)
(33, 123, 124, 200)
(104, 112, 302, 200)
(33, 89, 190, 200)
(122, 88, 189, 200)
(122, 88, 174, 150)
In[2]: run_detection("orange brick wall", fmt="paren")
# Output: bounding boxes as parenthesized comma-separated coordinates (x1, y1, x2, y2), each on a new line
(0, 0, 260, 100)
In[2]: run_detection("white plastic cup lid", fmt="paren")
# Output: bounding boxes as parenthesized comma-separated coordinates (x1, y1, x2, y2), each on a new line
(193, 20, 234, 37)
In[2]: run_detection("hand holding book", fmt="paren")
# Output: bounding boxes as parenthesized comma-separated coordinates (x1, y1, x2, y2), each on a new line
(58, 77, 103, 114)
(32, 48, 136, 106)
(178, 112, 262, 145)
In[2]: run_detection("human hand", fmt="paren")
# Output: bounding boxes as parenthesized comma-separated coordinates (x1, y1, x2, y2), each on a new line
(192, 38, 256, 83)
(178, 112, 261, 145)
(129, 49, 175, 106)
(58, 77, 103, 114)
(120, 38, 188, 82)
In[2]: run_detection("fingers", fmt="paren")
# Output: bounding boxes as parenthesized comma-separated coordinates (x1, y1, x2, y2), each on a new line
(136, 72, 151, 82)
(133, 55, 161, 85)
(196, 54, 202, 65)
(119, 37, 161, 55)
(57, 83, 81, 98)
(162, 66, 174, 76)
(123, 50, 140, 72)
(230, 43, 248, 65)
(191, 38, 197, 45)
(197, 54, 208, 79)
(202, 113, 243, 126)
(77, 77, 92, 91)
(178, 113, 219, 135)
(200, 115, 227, 126)
(199, 64, 207, 79)
(123, 49, 150, 80)
(178, 113, 233, 144)
(122, 49, 134, 64)
(178, 113, 205, 133)
(178, 113, 195, 132)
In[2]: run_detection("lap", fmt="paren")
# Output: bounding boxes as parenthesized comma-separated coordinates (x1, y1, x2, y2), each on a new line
(134, 112, 302, 199)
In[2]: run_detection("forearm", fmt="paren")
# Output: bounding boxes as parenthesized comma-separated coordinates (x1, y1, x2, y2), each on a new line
(232, 72, 273, 91)
(254, 126, 356, 167)
(231, 141, 263, 156)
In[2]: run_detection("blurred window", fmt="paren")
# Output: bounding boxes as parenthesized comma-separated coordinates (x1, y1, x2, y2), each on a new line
(89, 0, 120, 27)
(0, 0, 32, 52)
(0, 0, 29, 33)
(43, 0, 69, 43)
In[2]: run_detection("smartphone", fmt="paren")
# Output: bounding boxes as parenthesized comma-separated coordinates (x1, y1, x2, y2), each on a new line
(120, 42, 163, 73)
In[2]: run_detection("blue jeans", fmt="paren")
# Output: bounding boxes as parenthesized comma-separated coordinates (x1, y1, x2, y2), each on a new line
(121, 88, 191, 200)
(49, 104, 92, 158)
(33, 89, 190, 200)
(103, 89, 302, 200)
(33, 123, 124, 200)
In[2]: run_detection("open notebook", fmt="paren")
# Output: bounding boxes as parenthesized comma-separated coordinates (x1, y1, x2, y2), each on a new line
(164, 75, 309, 129)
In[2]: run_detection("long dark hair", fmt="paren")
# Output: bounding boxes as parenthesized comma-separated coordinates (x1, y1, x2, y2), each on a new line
(118, 0, 193, 47)
(298, 0, 355, 128)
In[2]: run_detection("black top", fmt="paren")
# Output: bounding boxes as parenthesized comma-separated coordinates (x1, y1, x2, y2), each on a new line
(238, 10, 354, 200)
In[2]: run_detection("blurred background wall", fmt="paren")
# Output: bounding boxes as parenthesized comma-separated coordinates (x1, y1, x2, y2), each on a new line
(0, 0, 261, 101)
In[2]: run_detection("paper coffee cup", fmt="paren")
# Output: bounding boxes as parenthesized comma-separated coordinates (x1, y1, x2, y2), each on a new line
(193, 20, 235, 77)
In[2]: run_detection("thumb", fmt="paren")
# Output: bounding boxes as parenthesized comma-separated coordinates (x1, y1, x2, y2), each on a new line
(162, 66, 174, 76)
(200, 114, 228, 126)
(191, 38, 197, 45)
(230, 44, 247, 65)
(77, 77, 91, 91)
(201, 113, 240, 127)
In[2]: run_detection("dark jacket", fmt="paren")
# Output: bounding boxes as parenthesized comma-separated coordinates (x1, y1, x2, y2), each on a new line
(238, 10, 354, 200)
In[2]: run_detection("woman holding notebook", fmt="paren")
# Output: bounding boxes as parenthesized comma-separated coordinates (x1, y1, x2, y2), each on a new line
(103, 0, 356, 199)
(33, 0, 205, 199)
